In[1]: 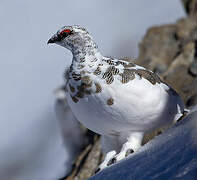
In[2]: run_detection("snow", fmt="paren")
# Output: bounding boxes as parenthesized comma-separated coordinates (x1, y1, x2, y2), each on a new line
(89, 107, 197, 180)
(0, 0, 185, 179)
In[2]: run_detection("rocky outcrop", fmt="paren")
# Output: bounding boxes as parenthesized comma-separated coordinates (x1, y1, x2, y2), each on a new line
(138, 15, 197, 106)
(65, 135, 102, 180)
(181, 0, 197, 16)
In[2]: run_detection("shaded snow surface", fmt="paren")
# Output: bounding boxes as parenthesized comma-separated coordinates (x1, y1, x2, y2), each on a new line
(90, 107, 197, 180)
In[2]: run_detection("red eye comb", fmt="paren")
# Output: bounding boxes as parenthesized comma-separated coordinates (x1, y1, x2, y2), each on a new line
(60, 29, 71, 35)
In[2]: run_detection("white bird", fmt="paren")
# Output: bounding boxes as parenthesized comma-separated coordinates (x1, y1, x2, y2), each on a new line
(48, 25, 185, 171)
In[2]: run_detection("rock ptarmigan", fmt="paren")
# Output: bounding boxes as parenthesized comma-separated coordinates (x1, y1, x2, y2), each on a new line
(48, 25, 185, 171)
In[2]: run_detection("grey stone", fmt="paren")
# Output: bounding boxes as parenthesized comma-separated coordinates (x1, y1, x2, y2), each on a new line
(189, 61, 197, 76)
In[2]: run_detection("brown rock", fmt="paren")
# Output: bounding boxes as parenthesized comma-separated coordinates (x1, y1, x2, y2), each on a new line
(138, 24, 180, 73)
(162, 43, 196, 103)
(74, 138, 102, 180)
(186, 93, 197, 107)
(137, 15, 197, 106)
(64, 135, 102, 180)
(181, 0, 197, 16)
(138, 16, 197, 74)
(189, 61, 197, 76)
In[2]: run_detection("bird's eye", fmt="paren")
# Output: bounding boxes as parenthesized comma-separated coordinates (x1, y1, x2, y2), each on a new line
(60, 29, 73, 37)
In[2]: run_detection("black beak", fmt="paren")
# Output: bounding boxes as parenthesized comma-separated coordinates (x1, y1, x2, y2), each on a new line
(47, 38, 55, 44)
(47, 35, 59, 44)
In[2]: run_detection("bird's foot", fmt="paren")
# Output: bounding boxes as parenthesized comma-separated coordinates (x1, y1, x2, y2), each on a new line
(105, 132, 143, 166)
(95, 150, 116, 174)
(96, 132, 143, 173)
(107, 148, 134, 166)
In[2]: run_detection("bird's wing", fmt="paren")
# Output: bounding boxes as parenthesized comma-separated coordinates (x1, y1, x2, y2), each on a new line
(101, 57, 163, 86)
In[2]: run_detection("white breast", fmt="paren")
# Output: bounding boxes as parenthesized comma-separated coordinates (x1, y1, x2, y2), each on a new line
(66, 74, 184, 136)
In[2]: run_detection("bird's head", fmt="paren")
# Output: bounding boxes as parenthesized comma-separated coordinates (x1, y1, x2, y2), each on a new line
(47, 25, 97, 53)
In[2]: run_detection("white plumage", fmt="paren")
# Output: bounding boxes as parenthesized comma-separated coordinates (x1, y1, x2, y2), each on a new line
(48, 25, 185, 171)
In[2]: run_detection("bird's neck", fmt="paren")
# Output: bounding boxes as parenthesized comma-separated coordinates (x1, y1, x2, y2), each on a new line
(71, 44, 103, 69)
